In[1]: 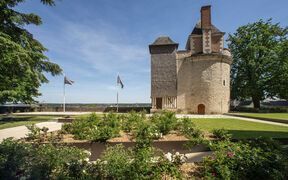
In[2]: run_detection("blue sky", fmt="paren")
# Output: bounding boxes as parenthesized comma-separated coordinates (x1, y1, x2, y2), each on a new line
(16, 0, 288, 103)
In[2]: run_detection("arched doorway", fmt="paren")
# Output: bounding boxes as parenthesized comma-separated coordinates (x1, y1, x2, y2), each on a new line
(198, 104, 205, 114)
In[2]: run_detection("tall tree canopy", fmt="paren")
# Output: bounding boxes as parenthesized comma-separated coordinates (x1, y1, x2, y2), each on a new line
(227, 19, 288, 108)
(0, 0, 62, 104)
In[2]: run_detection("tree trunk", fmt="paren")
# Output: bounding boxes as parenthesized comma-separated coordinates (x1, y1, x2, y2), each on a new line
(252, 96, 261, 108)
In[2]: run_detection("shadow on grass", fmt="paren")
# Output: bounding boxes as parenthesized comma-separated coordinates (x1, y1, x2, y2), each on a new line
(227, 114, 288, 124)
(0, 117, 38, 126)
(228, 130, 288, 139)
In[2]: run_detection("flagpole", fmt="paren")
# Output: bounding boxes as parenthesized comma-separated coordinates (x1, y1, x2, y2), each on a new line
(116, 73, 119, 113)
(63, 74, 66, 112)
(117, 91, 119, 113)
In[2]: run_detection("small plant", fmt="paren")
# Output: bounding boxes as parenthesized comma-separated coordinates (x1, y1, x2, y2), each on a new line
(26, 124, 41, 140)
(178, 117, 197, 137)
(212, 128, 232, 139)
(151, 111, 177, 135)
(89, 126, 114, 142)
(100, 144, 132, 179)
(61, 112, 120, 142)
(26, 124, 63, 143)
(102, 111, 121, 136)
(201, 139, 288, 180)
(122, 110, 146, 132)
(61, 123, 72, 133)
(98, 143, 185, 179)
(0, 138, 96, 179)
(0, 138, 32, 179)
(134, 121, 155, 148)
(178, 117, 206, 149)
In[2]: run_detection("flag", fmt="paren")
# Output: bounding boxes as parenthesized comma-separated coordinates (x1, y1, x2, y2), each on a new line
(64, 76, 74, 85)
(117, 75, 124, 88)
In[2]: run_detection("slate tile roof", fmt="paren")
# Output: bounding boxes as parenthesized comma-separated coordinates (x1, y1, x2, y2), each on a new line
(150, 36, 178, 46)
(191, 20, 224, 35)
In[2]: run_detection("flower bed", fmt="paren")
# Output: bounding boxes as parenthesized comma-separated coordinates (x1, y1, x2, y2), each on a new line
(2, 111, 288, 179)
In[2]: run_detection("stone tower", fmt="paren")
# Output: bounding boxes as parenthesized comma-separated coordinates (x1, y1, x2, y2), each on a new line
(149, 5, 233, 114)
(149, 37, 178, 110)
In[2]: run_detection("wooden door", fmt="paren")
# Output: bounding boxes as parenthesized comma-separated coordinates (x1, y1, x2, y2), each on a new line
(156, 98, 162, 109)
(198, 104, 205, 114)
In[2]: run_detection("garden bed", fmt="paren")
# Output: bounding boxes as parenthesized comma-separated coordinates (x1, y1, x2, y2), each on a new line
(3, 110, 288, 179)
(26, 129, 209, 160)
(68, 141, 208, 160)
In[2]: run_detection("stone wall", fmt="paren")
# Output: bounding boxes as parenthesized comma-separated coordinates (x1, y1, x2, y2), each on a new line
(177, 54, 233, 114)
(37, 106, 151, 113)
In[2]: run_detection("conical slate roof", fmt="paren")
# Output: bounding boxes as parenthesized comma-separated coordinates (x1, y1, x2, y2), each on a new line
(191, 20, 223, 35)
(150, 36, 178, 46)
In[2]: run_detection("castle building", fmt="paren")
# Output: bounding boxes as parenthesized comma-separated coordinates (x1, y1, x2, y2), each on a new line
(149, 6, 233, 114)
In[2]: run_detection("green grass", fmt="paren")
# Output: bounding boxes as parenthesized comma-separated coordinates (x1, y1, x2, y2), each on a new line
(191, 118, 288, 139)
(231, 113, 288, 121)
(71, 113, 103, 119)
(0, 116, 62, 130)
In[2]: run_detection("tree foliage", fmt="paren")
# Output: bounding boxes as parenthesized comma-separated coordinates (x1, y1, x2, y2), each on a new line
(227, 19, 288, 108)
(0, 0, 61, 104)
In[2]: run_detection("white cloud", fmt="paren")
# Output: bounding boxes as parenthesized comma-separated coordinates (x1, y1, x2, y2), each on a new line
(56, 20, 149, 74)
(32, 16, 151, 103)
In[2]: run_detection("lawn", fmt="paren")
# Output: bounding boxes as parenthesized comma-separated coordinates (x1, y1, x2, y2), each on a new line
(231, 113, 288, 121)
(0, 116, 62, 130)
(71, 113, 102, 119)
(191, 118, 288, 139)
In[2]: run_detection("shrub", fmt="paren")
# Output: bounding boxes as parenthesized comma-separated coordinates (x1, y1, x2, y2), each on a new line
(212, 128, 232, 140)
(61, 123, 72, 133)
(100, 144, 132, 179)
(178, 117, 196, 137)
(98, 143, 184, 180)
(28, 143, 89, 179)
(61, 112, 120, 142)
(0, 138, 95, 179)
(121, 110, 146, 132)
(178, 117, 206, 149)
(151, 111, 177, 135)
(134, 121, 156, 148)
(69, 118, 93, 140)
(102, 111, 121, 136)
(26, 124, 41, 140)
(89, 126, 114, 142)
(0, 138, 32, 179)
(26, 124, 63, 143)
(201, 138, 288, 180)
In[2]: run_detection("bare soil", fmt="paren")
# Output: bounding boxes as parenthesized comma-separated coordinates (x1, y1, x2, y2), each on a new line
(180, 163, 203, 179)
(26, 129, 215, 144)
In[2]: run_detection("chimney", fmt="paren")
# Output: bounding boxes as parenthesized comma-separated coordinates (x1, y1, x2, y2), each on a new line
(201, 6, 211, 29)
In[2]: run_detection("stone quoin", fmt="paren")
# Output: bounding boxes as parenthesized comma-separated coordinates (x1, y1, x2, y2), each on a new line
(149, 5, 233, 114)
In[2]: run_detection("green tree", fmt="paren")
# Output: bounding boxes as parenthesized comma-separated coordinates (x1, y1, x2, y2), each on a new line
(227, 19, 288, 108)
(0, 0, 61, 104)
